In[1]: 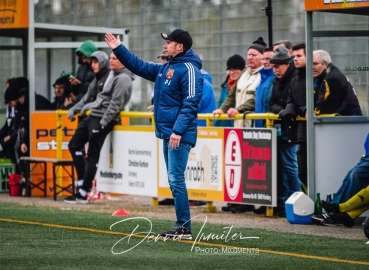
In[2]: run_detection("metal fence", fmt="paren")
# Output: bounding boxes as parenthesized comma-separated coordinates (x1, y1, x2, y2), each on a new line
(1, 0, 368, 115)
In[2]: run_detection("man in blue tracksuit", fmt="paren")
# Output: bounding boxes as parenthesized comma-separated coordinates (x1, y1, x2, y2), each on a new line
(105, 29, 203, 240)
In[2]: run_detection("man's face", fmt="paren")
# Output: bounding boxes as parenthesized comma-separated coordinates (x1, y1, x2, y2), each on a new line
(261, 51, 274, 69)
(247, 48, 263, 69)
(293, 49, 306, 69)
(8, 100, 17, 107)
(228, 68, 242, 81)
(90, 58, 100, 73)
(54, 84, 64, 97)
(163, 40, 182, 58)
(272, 63, 290, 79)
(80, 55, 89, 64)
(110, 53, 124, 71)
(312, 55, 328, 78)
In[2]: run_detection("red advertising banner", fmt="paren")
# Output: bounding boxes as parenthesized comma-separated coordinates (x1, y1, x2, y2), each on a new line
(223, 128, 243, 203)
(224, 128, 277, 206)
(241, 129, 276, 206)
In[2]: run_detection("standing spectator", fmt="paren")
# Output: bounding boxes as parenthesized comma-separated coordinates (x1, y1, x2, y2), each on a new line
(70, 40, 98, 102)
(282, 43, 308, 189)
(198, 69, 216, 127)
(105, 29, 203, 240)
(157, 49, 169, 63)
(64, 51, 134, 204)
(269, 46, 300, 217)
(254, 47, 275, 128)
(273, 40, 294, 55)
(213, 37, 266, 128)
(150, 49, 169, 108)
(313, 50, 362, 116)
(214, 54, 245, 127)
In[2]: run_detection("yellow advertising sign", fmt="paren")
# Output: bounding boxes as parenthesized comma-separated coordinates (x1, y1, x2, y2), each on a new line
(0, 0, 28, 29)
(31, 112, 77, 196)
(306, 0, 369, 11)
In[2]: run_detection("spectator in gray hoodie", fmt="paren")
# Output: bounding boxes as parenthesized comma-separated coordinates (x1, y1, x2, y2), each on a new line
(64, 51, 134, 204)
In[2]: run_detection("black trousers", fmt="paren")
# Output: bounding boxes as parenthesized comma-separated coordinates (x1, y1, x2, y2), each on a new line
(68, 116, 117, 192)
(298, 143, 307, 189)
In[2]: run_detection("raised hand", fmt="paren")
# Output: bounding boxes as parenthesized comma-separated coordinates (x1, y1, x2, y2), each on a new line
(105, 33, 121, 50)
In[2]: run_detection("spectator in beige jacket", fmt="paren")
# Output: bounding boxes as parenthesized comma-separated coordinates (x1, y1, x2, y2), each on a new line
(213, 37, 266, 128)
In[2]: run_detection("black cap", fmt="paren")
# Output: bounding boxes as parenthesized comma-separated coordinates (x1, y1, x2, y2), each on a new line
(161, 29, 193, 50)
(248, 37, 267, 54)
(4, 77, 28, 103)
(4, 85, 23, 103)
(269, 46, 291, 64)
(226, 55, 245, 71)
(53, 76, 69, 87)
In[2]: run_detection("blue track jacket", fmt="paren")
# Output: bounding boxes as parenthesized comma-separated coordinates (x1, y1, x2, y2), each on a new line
(113, 45, 203, 147)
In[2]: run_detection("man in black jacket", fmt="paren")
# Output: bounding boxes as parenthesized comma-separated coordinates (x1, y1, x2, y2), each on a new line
(2, 77, 52, 173)
(313, 50, 362, 116)
(269, 46, 300, 216)
(281, 43, 308, 190)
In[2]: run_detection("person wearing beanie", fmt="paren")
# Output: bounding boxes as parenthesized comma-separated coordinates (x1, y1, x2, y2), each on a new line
(106, 29, 202, 240)
(249, 37, 267, 54)
(70, 39, 98, 102)
(213, 36, 265, 129)
(269, 45, 300, 217)
(214, 54, 245, 128)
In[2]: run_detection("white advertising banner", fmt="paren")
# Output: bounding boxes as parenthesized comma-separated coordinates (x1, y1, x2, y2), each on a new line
(97, 127, 158, 196)
(158, 128, 224, 201)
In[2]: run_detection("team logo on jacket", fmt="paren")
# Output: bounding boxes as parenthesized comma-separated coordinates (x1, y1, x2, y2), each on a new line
(166, 69, 175, 79)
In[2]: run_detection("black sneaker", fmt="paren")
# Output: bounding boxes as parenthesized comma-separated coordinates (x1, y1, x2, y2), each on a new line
(322, 213, 355, 227)
(311, 213, 330, 225)
(321, 200, 340, 213)
(158, 198, 175, 206)
(160, 226, 192, 240)
(253, 206, 266, 215)
(64, 193, 88, 204)
(230, 204, 255, 213)
(221, 203, 233, 212)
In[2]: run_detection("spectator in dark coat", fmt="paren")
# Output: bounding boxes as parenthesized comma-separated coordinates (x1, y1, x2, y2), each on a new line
(2, 77, 52, 173)
(70, 40, 98, 102)
(312, 50, 362, 116)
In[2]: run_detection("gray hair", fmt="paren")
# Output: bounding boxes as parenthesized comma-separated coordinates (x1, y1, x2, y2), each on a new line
(273, 40, 293, 50)
(313, 50, 332, 64)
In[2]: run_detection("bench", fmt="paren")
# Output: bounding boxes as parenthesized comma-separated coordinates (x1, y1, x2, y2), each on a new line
(20, 157, 75, 201)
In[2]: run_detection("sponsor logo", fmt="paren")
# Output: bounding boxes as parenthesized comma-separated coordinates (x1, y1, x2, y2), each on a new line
(92, 129, 99, 133)
(35, 127, 75, 151)
(100, 171, 123, 179)
(224, 130, 242, 201)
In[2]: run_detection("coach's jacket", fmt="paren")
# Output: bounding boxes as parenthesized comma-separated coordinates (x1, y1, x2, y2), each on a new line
(113, 45, 203, 147)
